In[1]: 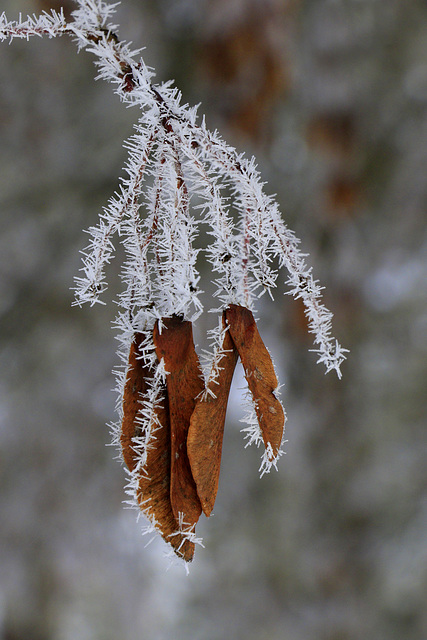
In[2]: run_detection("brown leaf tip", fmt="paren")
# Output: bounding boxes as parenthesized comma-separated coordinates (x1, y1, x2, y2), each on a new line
(225, 304, 286, 471)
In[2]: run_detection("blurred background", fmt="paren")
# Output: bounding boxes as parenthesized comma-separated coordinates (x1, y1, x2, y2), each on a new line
(1, 0, 427, 638)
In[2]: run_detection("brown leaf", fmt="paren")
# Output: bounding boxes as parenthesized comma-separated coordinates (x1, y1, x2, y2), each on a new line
(226, 305, 284, 459)
(136, 386, 195, 562)
(187, 316, 238, 517)
(121, 333, 149, 472)
(121, 334, 195, 562)
(153, 316, 204, 531)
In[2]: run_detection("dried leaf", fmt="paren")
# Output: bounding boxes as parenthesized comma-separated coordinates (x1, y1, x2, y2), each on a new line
(136, 386, 195, 562)
(187, 316, 238, 517)
(226, 305, 284, 459)
(121, 333, 149, 472)
(122, 335, 195, 561)
(153, 316, 204, 530)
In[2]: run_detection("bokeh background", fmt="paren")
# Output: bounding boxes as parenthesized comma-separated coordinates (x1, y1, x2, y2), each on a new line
(1, 0, 427, 638)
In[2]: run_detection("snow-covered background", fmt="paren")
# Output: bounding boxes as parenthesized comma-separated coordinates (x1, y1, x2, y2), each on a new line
(1, 1, 426, 638)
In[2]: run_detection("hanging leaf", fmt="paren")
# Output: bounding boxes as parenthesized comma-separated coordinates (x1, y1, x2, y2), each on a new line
(136, 387, 196, 562)
(122, 335, 195, 561)
(187, 315, 239, 517)
(226, 305, 285, 459)
(153, 316, 204, 531)
(121, 333, 150, 472)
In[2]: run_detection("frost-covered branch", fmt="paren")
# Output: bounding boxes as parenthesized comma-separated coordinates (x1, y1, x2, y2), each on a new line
(1, 0, 347, 370)
(1, 0, 348, 563)
(0, 8, 68, 41)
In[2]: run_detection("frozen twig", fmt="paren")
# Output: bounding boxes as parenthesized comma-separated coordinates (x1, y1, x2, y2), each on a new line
(1, 0, 348, 562)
